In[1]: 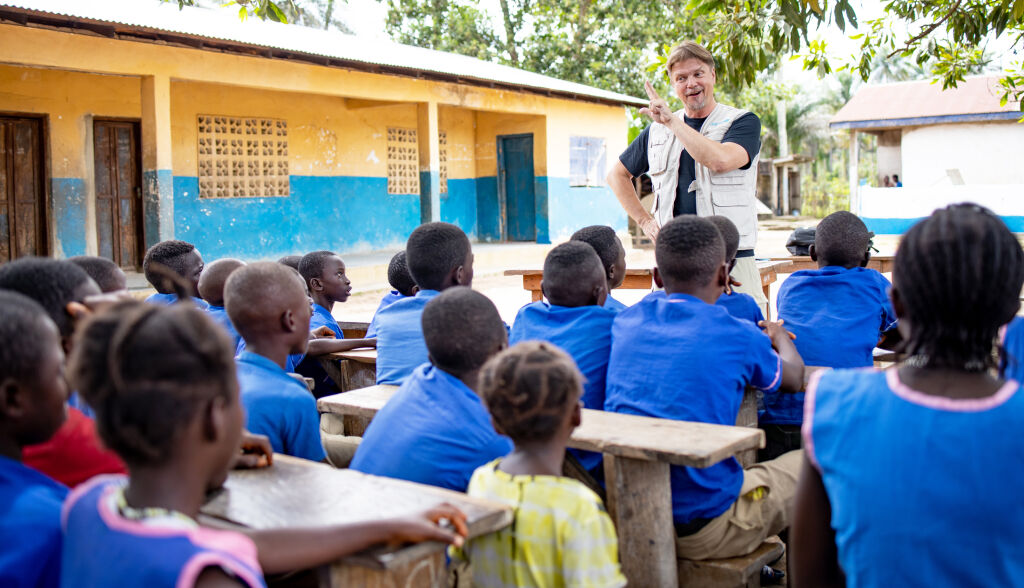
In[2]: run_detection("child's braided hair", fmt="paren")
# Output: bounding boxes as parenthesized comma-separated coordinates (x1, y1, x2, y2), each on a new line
(478, 342, 582, 444)
(68, 300, 236, 466)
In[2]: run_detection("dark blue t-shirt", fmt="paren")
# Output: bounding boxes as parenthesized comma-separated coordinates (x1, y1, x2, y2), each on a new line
(0, 455, 67, 588)
(350, 365, 513, 491)
(605, 292, 782, 523)
(619, 114, 761, 218)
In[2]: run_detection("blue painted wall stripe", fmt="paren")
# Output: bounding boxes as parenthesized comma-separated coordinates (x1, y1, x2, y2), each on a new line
(51, 178, 87, 258)
(441, 178, 477, 239)
(864, 216, 1024, 235)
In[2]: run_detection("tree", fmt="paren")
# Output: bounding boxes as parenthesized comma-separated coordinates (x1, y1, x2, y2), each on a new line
(383, 0, 501, 61)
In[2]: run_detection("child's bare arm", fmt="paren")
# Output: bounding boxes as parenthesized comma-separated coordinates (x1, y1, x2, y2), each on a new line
(306, 337, 377, 356)
(194, 567, 247, 588)
(759, 319, 805, 392)
(790, 457, 845, 588)
(247, 504, 468, 574)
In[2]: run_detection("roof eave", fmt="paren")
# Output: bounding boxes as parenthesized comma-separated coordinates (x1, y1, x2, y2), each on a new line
(830, 111, 1023, 131)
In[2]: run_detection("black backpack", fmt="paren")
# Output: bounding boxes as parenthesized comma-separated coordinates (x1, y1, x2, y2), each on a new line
(785, 227, 878, 256)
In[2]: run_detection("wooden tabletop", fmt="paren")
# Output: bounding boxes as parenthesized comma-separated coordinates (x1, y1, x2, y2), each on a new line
(768, 255, 894, 274)
(319, 386, 764, 469)
(325, 349, 378, 364)
(201, 455, 511, 568)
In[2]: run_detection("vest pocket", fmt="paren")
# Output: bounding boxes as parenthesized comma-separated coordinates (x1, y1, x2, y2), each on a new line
(708, 172, 755, 238)
(647, 133, 670, 175)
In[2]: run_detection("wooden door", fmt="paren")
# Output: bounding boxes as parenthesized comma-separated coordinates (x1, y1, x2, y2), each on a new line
(498, 134, 536, 242)
(93, 120, 143, 269)
(0, 116, 47, 262)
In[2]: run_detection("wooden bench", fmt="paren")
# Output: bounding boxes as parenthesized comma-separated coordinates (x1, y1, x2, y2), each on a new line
(506, 260, 793, 319)
(200, 454, 511, 588)
(318, 386, 765, 587)
(678, 535, 785, 588)
(768, 255, 895, 275)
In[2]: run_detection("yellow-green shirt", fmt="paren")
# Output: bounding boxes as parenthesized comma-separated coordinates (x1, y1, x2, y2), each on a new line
(459, 459, 626, 588)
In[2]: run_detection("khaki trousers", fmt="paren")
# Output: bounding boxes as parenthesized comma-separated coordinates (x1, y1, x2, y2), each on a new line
(675, 449, 801, 560)
(731, 256, 769, 318)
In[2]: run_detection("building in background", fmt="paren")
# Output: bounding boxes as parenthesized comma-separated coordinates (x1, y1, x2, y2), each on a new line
(0, 0, 641, 265)
(830, 76, 1023, 234)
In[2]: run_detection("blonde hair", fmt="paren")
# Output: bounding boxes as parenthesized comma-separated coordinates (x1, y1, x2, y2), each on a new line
(667, 41, 716, 74)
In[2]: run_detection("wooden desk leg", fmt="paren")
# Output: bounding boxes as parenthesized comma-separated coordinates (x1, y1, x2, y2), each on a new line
(735, 387, 759, 467)
(531, 289, 543, 302)
(327, 550, 446, 587)
(761, 270, 775, 321)
(604, 454, 678, 587)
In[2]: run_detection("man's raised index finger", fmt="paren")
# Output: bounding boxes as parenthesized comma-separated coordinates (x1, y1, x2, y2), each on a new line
(644, 80, 663, 101)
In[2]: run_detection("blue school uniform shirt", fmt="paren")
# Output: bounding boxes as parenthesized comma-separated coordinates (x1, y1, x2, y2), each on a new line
(372, 289, 441, 385)
(206, 305, 242, 351)
(350, 364, 512, 491)
(62, 475, 266, 588)
(235, 338, 304, 373)
(768, 266, 897, 425)
(605, 292, 783, 524)
(716, 291, 764, 325)
(144, 292, 209, 310)
(309, 303, 343, 338)
(235, 351, 325, 461)
(0, 456, 67, 588)
(1003, 317, 1024, 383)
(510, 302, 615, 472)
(603, 294, 627, 312)
(806, 368, 1024, 588)
(367, 291, 408, 336)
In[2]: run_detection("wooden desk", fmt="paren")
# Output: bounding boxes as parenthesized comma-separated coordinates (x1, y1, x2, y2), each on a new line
(318, 349, 378, 395)
(768, 255, 895, 274)
(201, 454, 511, 587)
(319, 386, 764, 586)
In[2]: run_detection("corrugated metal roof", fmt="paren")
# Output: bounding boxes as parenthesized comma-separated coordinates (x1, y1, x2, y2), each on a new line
(0, 0, 647, 107)
(830, 76, 1021, 130)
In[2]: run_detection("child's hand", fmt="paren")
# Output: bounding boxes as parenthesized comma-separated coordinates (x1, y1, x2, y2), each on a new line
(310, 326, 336, 340)
(758, 319, 797, 344)
(386, 503, 469, 548)
(234, 430, 273, 469)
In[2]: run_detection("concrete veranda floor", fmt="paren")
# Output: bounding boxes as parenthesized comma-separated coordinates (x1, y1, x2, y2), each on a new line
(126, 216, 902, 325)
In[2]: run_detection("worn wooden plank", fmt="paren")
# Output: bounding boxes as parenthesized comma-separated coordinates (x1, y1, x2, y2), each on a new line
(318, 385, 397, 420)
(339, 321, 370, 340)
(604, 454, 677, 587)
(769, 255, 894, 274)
(734, 388, 759, 468)
(326, 349, 377, 364)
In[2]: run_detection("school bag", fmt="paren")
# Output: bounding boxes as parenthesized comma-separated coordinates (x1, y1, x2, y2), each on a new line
(785, 227, 878, 256)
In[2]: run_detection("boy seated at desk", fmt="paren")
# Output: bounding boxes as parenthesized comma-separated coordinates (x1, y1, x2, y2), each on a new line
(142, 239, 208, 308)
(371, 222, 474, 385)
(510, 241, 615, 479)
(766, 211, 898, 460)
(369, 251, 419, 327)
(350, 287, 512, 491)
(198, 258, 246, 350)
(708, 216, 764, 325)
(458, 342, 626, 587)
(68, 255, 128, 293)
(226, 262, 326, 462)
(295, 250, 376, 396)
(604, 215, 805, 561)
(571, 225, 628, 311)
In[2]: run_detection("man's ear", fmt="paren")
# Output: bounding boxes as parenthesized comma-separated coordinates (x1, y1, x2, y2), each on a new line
(808, 244, 818, 262)
(652, 266, 664, 289)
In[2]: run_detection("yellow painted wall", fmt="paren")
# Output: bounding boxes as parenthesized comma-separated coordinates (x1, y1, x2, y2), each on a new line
(474, 111, 548, 177)
(438, 105, 476, 180)
(544, 101, 629, 177)
(0, 64, 140, 178)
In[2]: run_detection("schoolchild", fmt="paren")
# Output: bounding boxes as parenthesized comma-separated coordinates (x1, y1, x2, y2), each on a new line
(509, 241, 614, 475)
(198, 258, 246, 351)
(0, 291, 70, 588)
(226, 262, 325, 461)
(368, 251, 419, 330)
(350, 287, 512, 491)
(571, 225, 628, 311)
(371, 222, 473, 385)
(143, 240, 208, 308)
(605, 215, 805, 560)
(68, 255, 128, 293)
(766, 211, 897, 458)
(63, 300, 468, 587)
(459, 342, 626, 587)
(792, 204, 1024, 587)
(707, 216, 764, 325)
(277, 255, 302, 271)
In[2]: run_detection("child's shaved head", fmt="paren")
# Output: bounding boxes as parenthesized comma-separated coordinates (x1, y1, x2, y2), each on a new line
(387, 251, 417, 296)
(277, 255, 302, 271)
(143, 240, 203, 295)
(421, 287, 507, 377)
(198, 258, 246, 306)
(542, 242, 606, 308)
(0, 257, 100, 339)
(815, 211, 870, 268)
(68, 256, 127, 293)
(406, 222, 472, 291)
(224, 262, 308, 343)
(707, 216, 740, 263)
(655, 216, 726, 287)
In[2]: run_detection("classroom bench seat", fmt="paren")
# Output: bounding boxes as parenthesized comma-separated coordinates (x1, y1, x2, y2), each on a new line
(677, 536, 785, 588)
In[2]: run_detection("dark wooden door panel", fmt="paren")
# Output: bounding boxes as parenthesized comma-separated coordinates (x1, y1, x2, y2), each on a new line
(0, 116, 46, 262)
(93, 120, 141, 269)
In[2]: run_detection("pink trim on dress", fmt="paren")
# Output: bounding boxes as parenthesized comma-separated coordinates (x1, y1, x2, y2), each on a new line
(800, 369, 827, 472)
(177, 552, 265, 588)
(886, 369, 1019, 412)
(62, 474, 123, 529)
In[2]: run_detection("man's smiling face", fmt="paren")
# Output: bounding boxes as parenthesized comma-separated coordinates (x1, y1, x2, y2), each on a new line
(670, 58, 717, 118)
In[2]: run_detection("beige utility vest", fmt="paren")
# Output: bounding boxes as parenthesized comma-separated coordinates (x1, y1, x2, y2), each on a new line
(647, 103, 760, 250)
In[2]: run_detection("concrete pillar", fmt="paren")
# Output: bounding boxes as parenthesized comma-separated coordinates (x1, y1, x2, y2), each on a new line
(848, 130, 859, 214)
(141, 74, 174, 247)
(781, 164, 790, 216)
(417, 101, 441, 224)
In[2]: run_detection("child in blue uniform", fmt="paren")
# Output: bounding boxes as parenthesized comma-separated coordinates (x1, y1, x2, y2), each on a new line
(372, 222, 474, 385)
(0, 291, 70, 588)
(142, 240, 208, 308)
(571, 225, 628, 311)
(767, 211, 897, 459)
(68, 255, 128, 293)
(369, 251, 419, 329)
(1002, 317, 1024, 382)
(64, 300, 467, 588)
(226, 262, 325, 461)
(351, 287, 512, 491)
(792, 204, 1024, 588)
(605, 215, 805, 561)
(199, 258, 246, 351)
(296, 250, 376, 396)
(510, 241, 614, 476)
(708, 216, 764, 325)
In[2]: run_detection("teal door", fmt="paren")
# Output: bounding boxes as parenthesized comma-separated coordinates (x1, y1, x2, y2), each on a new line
(498, 134, 536, 242)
